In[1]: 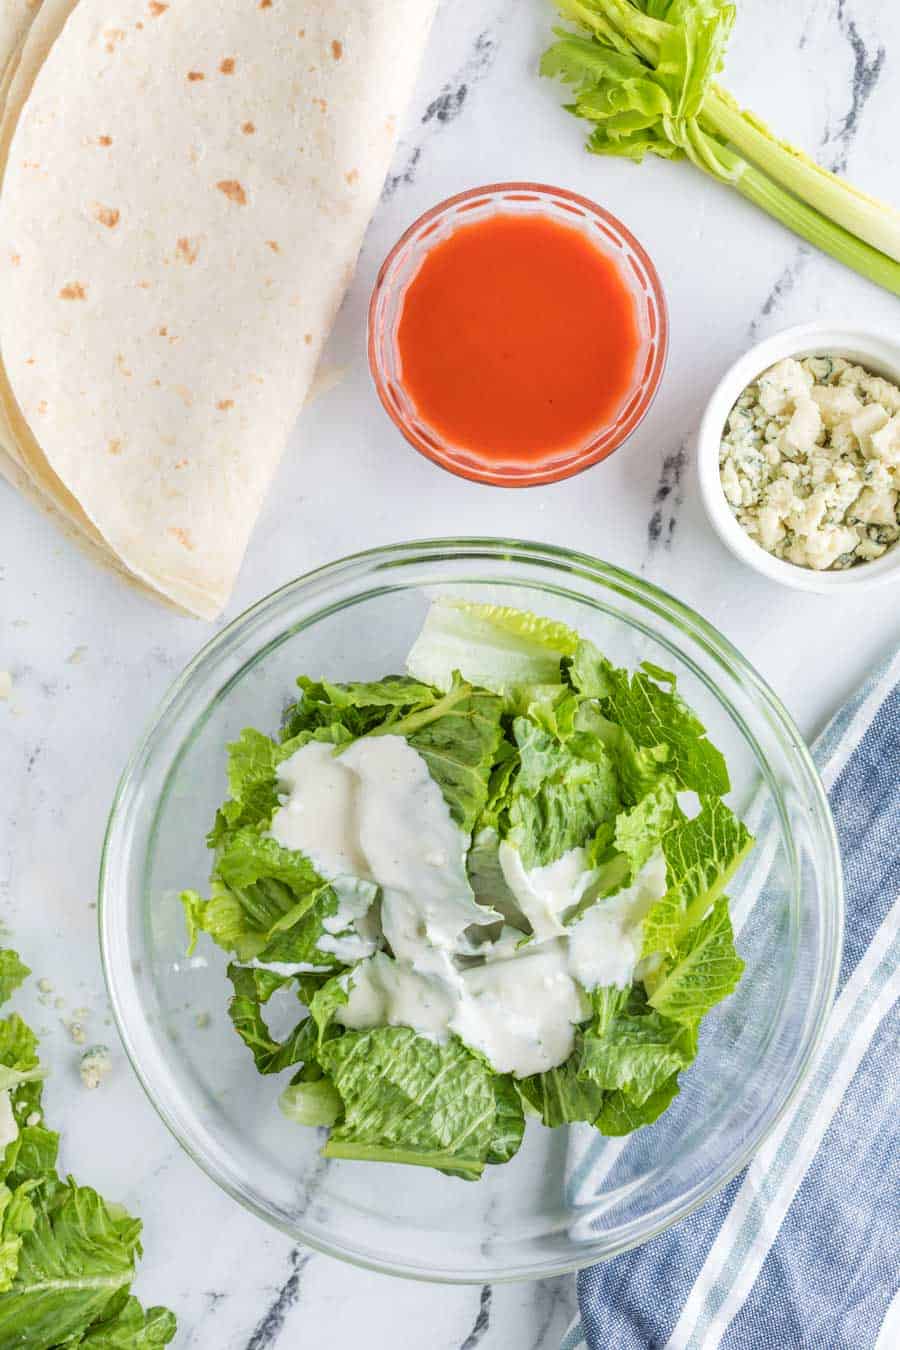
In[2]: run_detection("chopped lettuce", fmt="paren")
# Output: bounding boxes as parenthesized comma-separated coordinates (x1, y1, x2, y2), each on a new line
(184, 599, 752, 1177)
(641, 798, 753, 959)
(320, 1028, 502, 1178)
(0, 952, 175, 1343)
(647, 898, 745, 1026)
(506, 718, 620, 869)
(406, 597, 579, 698)
(568, 644, 730, 796)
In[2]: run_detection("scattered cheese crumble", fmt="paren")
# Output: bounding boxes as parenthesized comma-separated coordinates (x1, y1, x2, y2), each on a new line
(720, 355, 900, 570)
(80, 1045, 112, 1090)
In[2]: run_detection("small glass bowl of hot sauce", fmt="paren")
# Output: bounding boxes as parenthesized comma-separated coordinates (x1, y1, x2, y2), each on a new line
(368, 183, 668, 487)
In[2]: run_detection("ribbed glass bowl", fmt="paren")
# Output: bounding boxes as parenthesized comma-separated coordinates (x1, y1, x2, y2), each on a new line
(99, 540, 842, 1282)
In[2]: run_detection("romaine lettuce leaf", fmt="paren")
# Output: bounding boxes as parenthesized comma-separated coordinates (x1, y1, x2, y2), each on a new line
(579, 1001, 696, 1106)
(75, 1296, 177, 1347)
(517, 1042, 607, 1127)
(0, 1180, 148, 1349)
(0, 954, 29, 1009)
(593, 1072, 682, 1137)
(226, 965, 313, 1076)
(320, 1028, 497, 1178)
(487, 1076, 526, 1165)
(185, 830, 376, 967)
(568, 643, 730, 796)
(506, 719, 620, 868)
(406, 598, 578, 697)
(282, 675, 437, 742)
(641, 798, 753, 958)
(647, 897, 745, 1026)
(374, 674, 503, 833)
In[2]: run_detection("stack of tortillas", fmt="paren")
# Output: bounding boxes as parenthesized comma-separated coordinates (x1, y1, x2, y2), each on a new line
(0, 0, 436, 617)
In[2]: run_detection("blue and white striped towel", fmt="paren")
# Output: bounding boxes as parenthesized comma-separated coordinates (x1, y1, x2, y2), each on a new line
(565, 648, 900, 1350)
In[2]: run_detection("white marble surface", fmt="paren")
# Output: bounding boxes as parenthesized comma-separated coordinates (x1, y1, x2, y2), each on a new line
(2, 1, 899, 1346)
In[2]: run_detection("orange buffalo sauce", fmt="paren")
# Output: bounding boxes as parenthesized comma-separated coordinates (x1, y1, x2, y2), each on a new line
(396, 212, 640, 467)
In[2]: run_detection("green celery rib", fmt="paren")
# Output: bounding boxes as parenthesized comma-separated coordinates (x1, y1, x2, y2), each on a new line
(703, 88, 900, 263)
(735, 162, 900, 297)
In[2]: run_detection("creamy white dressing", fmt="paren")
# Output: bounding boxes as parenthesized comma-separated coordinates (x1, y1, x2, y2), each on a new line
(452, 941, 589, 1076)
(338, 940, 589, 1077)
(268, 734, 669, 1079)
(568, 849, 667, 990)
(270, 736, 497, 965)
(499, 842, 599, 940)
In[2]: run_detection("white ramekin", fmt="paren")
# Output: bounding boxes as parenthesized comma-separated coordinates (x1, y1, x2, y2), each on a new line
(697, 322, 900, 593)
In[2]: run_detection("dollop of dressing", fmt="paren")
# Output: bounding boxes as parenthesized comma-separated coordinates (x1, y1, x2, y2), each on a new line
(268, 735, 668, 1079)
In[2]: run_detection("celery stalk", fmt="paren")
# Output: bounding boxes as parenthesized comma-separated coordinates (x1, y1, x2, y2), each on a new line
(702, 88, 900, 263)
(544, 0, 900, 294)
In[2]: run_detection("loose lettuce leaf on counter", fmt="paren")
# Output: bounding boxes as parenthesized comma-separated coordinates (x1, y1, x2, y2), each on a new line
(320, 1028, 499, 1178)
(75, 1296, 178, 1348)
(406, 597, 578, 699)
(641, 799, 753, 959)
(0, 1181, 150, 1348)
(0, 953, 29, 1008)
(567, 643, 730, 796)
(647, 897, 745, 1027)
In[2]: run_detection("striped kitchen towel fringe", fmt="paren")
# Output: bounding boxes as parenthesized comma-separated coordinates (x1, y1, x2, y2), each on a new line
(565, 645, 900, 1350)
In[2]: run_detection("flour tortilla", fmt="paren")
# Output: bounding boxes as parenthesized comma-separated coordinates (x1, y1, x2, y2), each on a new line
(0, 0, 436, 616)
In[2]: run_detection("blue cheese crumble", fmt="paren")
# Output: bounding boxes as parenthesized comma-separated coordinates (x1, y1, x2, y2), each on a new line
(720, 355, 900, 570)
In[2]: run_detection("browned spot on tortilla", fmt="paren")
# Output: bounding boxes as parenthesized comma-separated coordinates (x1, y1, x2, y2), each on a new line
(331, 39, 343, 59)
(304, 333, 312, 345)
(187, 70, 205, 82)
(250, 373, 264, 384)
(313, 97, 327, 113)
(297, 28, 305, 38)
(259, 0, 272, 8)
(148, 1, 168, 14)
(175, 385, 193, 406)
(176, 236, 201, 264)
(136, 279, 151, 289)
(22, 161, 41, 169)
(93, 204, 120, 228)
(241, 121, 256, 136)
(217, 398, 234, 410)
(104, 28, 126, 53)
(116, 353, 133, 376)
(97, 135, 112, 147)
(37, 400, 47, 414)
(345, 168, 359, 185)
(59, 282, 87, 300)
(219, 57, 235, 74)
(135, 20, 143, 29)
(168, 527, 195, 550)
(10, 252, 20, 266)
(108, 438, 123, 455)
(25, 357, 35, 365)
(217, 179, 247, 205)
(265, 240, 280, 253)
(174, 458, 189, 469)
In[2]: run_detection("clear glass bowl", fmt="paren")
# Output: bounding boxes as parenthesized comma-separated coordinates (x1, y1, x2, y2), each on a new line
(368, 185, 668, 487)
(99, 540, 842, 1282)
